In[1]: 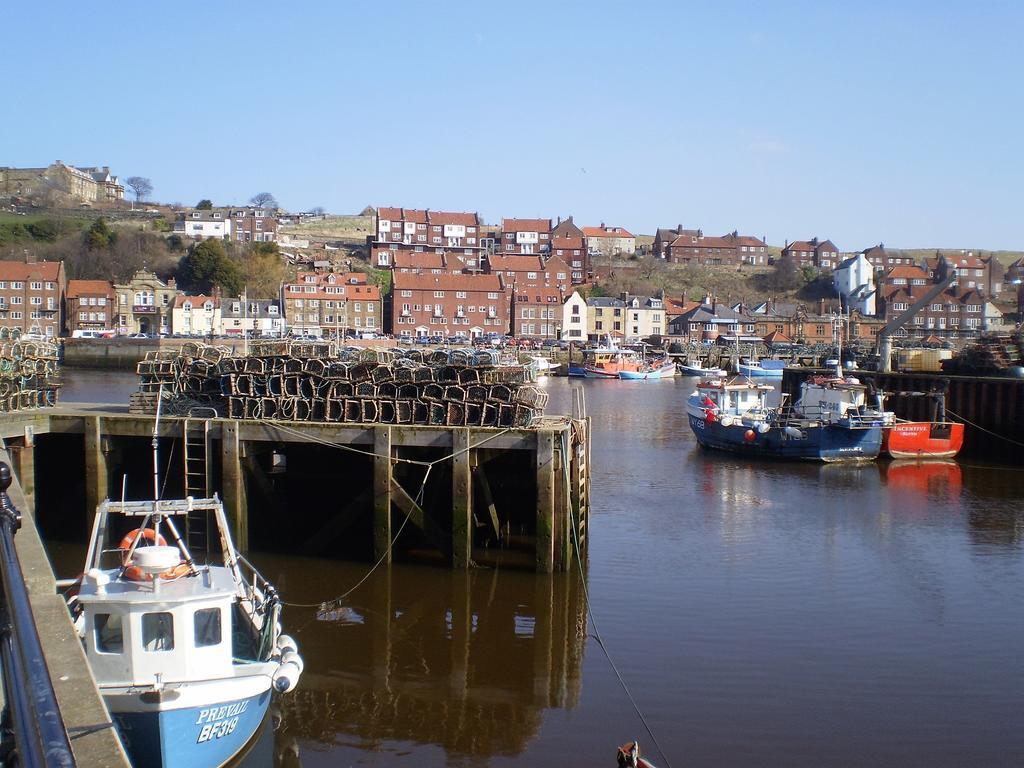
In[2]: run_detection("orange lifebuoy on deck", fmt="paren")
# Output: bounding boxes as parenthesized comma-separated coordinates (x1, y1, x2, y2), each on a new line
(119, 527, 167, 550)
(118, 528, 191, 581)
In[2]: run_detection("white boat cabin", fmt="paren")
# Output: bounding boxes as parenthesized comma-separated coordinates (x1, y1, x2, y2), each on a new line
(693, 380, 773, 417)
(797, 377, 878, 423)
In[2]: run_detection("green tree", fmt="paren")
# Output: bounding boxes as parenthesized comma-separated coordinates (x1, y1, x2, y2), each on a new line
(86, 217, 115, 251)
(178, 239, 243, 295)
(763, 254, 802, 292)
(167, 234, 185, 252)
(196, 199, 213, 210)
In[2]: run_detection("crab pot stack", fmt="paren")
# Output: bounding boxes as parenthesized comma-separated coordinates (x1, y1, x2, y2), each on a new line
(136, 342, 549, 427)
(0, 339, 61, 412)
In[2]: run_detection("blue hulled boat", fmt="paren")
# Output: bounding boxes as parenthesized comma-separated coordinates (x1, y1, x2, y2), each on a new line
(68, 496, 303, 768)
(685, 376, 892, 462)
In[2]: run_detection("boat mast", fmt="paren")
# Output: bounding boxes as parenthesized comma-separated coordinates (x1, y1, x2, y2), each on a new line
(152, 383, 163, 506)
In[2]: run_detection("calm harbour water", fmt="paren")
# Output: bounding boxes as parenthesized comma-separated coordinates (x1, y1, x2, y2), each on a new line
(52, 369, 1024, 767)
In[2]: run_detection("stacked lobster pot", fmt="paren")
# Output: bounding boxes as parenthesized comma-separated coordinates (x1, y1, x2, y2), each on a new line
(0, 339, 61, 412)
(136, 343, 549, 427)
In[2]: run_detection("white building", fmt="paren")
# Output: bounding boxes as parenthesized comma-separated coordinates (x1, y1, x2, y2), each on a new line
(623, 295, 666, 341)
(171, 295, 221, 336)
(834, 253, 877, 317)
(561, 291, 588, 342)
(174, 210, 233, 240)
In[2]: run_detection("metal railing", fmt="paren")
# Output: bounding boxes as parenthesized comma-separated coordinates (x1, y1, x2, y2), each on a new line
(0, 462, 76, 767)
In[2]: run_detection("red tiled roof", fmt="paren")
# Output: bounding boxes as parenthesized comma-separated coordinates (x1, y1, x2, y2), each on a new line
(429, 211, 479, 227)
(669, 234, 732, 248)
(0, 261, 62, 281)
(66, 279, 113, 298)
(583, 226, 635, 238)
(394, 252, 446, 270)
(392, 272, 504, 292)
(487, 255, 545, 273)
(174, 294, 219, 308)
(513, 286, 565, 303)
(377, 208, 429, 223)
(502, 218, 552, 233)
(763, 330, 794, 344)
(884, 266, 930, 280)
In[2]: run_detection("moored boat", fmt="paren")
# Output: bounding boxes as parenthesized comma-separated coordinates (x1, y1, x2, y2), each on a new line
(736, 359, 786, 379)
(883, 421, 964, 459)
(677, 361, 726, 378)
(526, 355, 562, 379)
(67, 496, 303, 768)
(619, 360, 676, 380)
(568, 339, 643, 379)
(686, 375, 889, 462)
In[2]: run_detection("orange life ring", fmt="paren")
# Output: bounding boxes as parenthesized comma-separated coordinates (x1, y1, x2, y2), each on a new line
(118, 528, 191, 581)
(119, 527, 167, 550)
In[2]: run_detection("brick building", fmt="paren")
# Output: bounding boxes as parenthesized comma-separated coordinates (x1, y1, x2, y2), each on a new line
(653, 225, 701, 259)
(666, 231, 767, 266)
(230, 208, 278, 243)
(0, 161, 123, 205)
(283, 272, 382, 338)
(66, 279, 115, 335)
(923, 252, 992, 294)
(583, 225, 636, 257)
(500, 218, 552, 255)
(511, 285, 564, 339)
(551, 237, 589, 284)
(0, 260, 65, 338)
(391, 272, 507, 339)
(486, 254, 571, 293)
(881, 285, 986, 338)
(861, 243, 915, 271)
(781, 237, 840, 270)
(372, 208, 485, 272)
(551, 216, 584, 240)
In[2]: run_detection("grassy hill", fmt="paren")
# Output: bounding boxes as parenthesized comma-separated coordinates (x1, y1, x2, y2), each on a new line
(279, 214, 374, 244)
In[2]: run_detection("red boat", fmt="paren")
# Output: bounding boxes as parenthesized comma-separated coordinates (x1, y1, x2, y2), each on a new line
(883, 421, 964, 459)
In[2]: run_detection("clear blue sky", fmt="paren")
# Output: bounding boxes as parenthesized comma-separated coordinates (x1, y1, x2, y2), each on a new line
(4, 1, 1021, 250)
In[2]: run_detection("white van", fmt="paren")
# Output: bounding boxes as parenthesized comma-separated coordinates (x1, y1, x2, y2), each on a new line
(71, 330, 111, 339)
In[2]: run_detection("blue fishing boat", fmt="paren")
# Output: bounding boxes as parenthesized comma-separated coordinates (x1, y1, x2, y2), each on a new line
(735, 359, 786, 379)
(68, 496, 303, 768)
(685, 376, 891, 462)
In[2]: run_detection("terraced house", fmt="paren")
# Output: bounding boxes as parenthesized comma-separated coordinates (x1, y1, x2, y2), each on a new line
(372, 208, 487, 272)
(781, 237, 840, 270)
(666, 230, 767, 266)
(500, 218, 552, 255)
(283, 272, 381, 338)
(0, 260, 65, 338)
(390, 272, 507, 339)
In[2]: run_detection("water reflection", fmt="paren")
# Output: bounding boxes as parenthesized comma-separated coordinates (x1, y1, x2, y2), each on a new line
(275, 566, 586, 763)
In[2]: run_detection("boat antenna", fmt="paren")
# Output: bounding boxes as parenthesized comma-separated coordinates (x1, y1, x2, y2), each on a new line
(152, 383, 164, 530)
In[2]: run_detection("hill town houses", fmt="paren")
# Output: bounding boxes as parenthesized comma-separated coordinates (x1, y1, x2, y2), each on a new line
(0, 204, 1017, 344)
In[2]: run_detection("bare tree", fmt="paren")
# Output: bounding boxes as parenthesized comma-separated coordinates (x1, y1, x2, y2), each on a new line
(125, 177, 153, 209)
(249, 192, 278, 210)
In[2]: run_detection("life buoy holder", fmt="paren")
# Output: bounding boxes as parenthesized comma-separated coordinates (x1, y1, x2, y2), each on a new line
(118, 528, 191, 582)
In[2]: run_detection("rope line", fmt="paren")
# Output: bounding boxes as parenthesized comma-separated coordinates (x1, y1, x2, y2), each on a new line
(276, 426, 513, 609)
(562, 433, 673, 768)
(946, 408, 1024, 449)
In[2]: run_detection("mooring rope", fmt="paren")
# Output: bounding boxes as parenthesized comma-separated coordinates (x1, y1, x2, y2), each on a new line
(274, 426, 512, 610)
(562, 432, 673, 768)
(945, 408, 1024, 449)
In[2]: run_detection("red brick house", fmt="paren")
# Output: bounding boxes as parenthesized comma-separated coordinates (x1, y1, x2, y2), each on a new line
(391, 272, 507, 338)
(66, 279, 115, 335)
(881, 285, 986, 338)
(653, 226, 701, 259)
(0, 260, 65, 338)
(230, 208, 278, 243)
(551, 236, 589, 284)
(861, 243, 915, 271)
(880, 265, 931, 292)
(373, 208, 485, 271)
(551, 215, 584, 240)
(923, 252, 991, 294)
(511, 285, 564, 339)
(781, 237, 839, 270)
(666, 231, 767, 266)
(501, 218, 552, 255)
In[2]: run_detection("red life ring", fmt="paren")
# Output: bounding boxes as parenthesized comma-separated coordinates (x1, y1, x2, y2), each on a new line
(119, 527, 167, 550)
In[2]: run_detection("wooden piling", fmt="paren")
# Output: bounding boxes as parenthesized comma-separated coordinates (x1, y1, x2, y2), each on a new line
(220, 421, 247, 550)
(373, 426, 392, 564)
(84, 416, 108, 521)
(535, 430, 555, 573)
(451, 428, 472, 569)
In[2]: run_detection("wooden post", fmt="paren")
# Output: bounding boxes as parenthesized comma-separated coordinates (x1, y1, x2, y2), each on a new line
(14, 426, 36, 515)
(450, 571, 471, 696)
(84, 416, 108, 524)
(555, 436, 571, 571)
(536, 430, 555, 573)
(373, 426, 392, 563)
(220, 421, 247, 551)
(451, 428, 472, 569)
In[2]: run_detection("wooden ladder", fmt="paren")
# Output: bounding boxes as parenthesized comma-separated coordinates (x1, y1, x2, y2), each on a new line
(570, 387, 589, 549)
(182, 418, 211, 555)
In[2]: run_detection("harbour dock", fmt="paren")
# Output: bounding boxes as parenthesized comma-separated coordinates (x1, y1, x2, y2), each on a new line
(1, 401, 591, 573)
